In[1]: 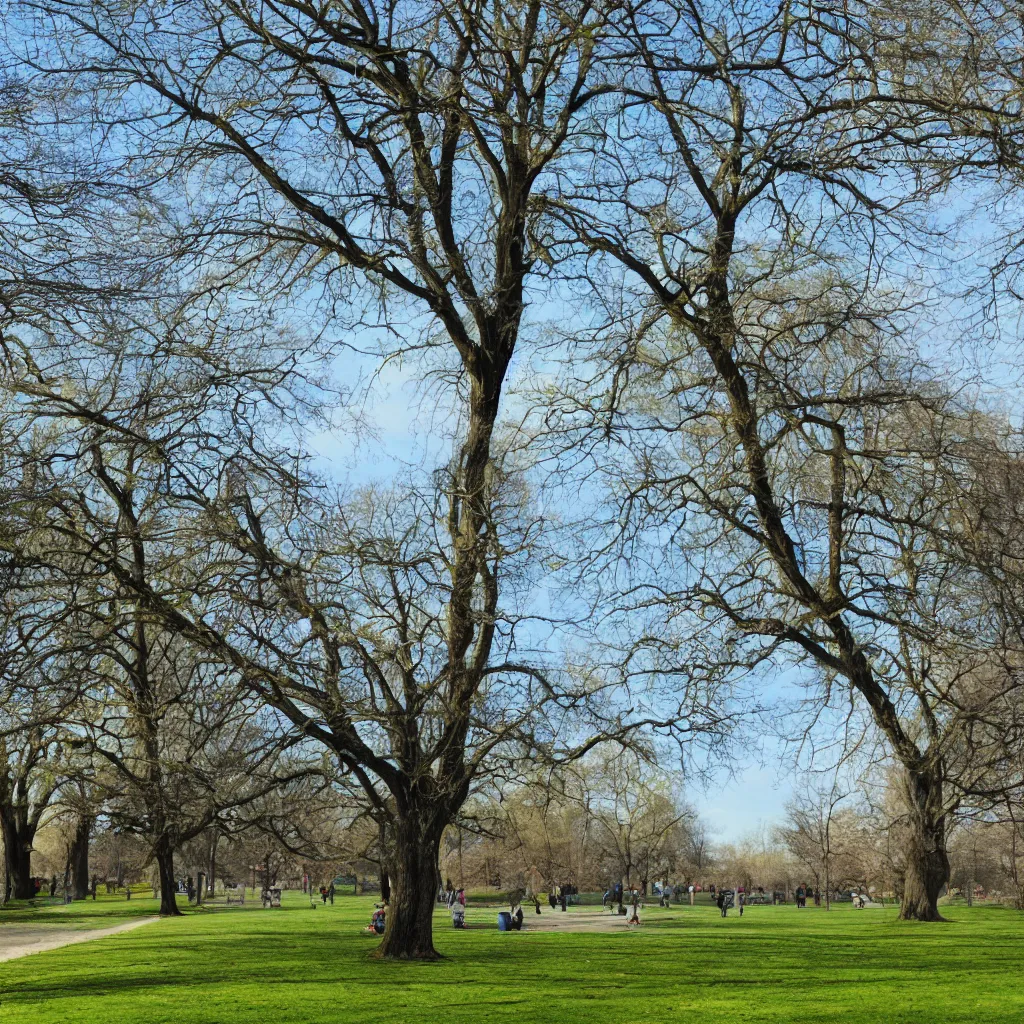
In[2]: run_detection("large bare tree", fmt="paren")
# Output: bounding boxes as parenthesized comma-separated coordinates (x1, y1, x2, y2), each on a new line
(532, 0, 1024, 920)
(10, 0, 644, 957)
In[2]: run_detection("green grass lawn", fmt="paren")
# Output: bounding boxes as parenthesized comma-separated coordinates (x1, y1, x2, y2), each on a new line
(0, 893, 1021, 1023)
(0, 892, 167, 931)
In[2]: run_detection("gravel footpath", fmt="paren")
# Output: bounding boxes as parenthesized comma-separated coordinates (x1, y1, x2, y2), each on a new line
(0, 916, 160, 963)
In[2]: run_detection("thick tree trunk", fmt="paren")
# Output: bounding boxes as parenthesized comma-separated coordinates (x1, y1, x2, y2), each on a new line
(71, 817, 91, 900)
(156, 844, 182, 917)
(899, 765, 949, 922)
(375, 814, 444, 960)
(1, 817, 35, 900)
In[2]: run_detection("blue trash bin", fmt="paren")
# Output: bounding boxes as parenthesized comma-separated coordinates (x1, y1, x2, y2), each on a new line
(497, 911, 511, 931)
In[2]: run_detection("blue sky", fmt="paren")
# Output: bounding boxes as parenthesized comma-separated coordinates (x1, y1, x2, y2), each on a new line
(306, 346, 812, 843)
(691, 760, 794, 844)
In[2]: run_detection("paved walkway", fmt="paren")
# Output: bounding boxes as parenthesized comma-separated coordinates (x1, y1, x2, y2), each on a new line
(0, 916, 159, 963)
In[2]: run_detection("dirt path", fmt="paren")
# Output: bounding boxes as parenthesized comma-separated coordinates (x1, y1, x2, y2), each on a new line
(462, 906, 663, 933)
(0, 916, 160, 963)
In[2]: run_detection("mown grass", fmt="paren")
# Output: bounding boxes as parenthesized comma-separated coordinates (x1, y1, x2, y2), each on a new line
(0, 892, 170, 930)
(0, 892, 1021, 1023)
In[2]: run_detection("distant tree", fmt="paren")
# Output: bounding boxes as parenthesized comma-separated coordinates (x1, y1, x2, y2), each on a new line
(777, 782, 850, 908)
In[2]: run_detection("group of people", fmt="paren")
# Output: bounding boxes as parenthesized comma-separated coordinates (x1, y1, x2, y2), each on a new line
(715, 888, 746, 917)
(548, 882, 577, 911)
(655, 882, 696, 906)
(314, 883, 335, 905)
(440, 880, 467, 927)
(602, 882, 626, 908)
(794, 884, 820, 908)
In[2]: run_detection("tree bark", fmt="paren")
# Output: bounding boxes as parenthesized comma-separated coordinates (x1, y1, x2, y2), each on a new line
(899, 765, 949, 922)
(155, 843, 181, 917)
(71, 816, 91, 900)
(375, 814, 444, 960)
(1, 816, 35, 900)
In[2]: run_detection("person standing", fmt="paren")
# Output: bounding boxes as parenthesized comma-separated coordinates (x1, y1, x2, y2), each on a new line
(627, 889, 641, 926)
(717, 890, 727, 918)
(328, 883, 335, 905)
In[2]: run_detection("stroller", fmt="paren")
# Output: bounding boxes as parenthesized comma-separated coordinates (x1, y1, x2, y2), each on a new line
(451, 905, 466, 928)
(369, 904, 386, 934)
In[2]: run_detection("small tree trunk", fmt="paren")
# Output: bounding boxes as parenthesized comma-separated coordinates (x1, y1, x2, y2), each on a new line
(156, 845, 182, 917)
(208, 835, 217, 897)
(899, 765, 949, 922)
(375, 813, 444, 961)
(71, 817, 91, 900)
